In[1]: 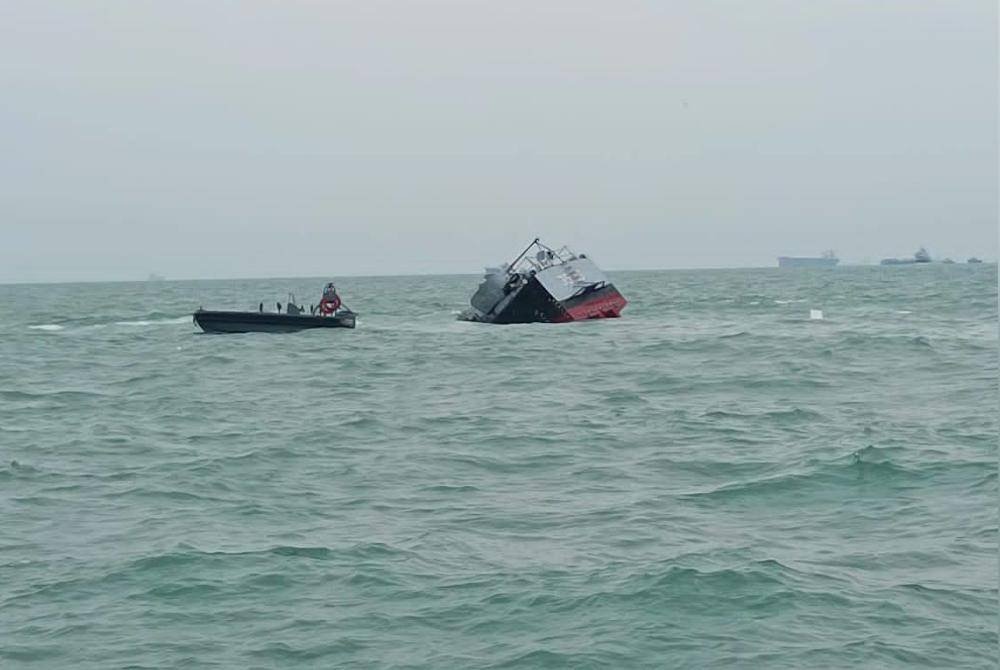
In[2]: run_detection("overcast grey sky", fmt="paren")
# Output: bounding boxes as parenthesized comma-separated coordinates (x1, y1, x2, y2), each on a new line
(1, 1, 996, 282)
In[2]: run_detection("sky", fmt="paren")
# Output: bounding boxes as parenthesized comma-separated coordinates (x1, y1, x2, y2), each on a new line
(1, 0, 996, 282)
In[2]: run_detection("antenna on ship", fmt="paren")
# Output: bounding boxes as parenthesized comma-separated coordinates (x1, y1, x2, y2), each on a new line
(505, 237, 541, 275)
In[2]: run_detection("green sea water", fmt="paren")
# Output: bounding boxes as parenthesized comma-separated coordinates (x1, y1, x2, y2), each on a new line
(1, 265, 997, 668)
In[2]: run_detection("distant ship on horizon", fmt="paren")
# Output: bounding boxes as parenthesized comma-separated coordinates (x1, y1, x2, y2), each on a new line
(777, 250, 839, 269)
(881, 247, 932, 266)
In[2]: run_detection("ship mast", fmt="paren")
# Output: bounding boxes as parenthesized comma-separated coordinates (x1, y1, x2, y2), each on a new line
(505, 238, 541, 276)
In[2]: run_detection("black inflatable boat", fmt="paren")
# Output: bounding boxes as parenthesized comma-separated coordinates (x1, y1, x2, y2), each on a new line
(193, 309, 356, 333)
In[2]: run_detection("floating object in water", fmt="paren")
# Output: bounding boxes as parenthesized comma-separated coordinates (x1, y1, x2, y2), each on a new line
(458, 238, 627, 324)
(810, 309, 824, 320)
(967, 257, 983, 264)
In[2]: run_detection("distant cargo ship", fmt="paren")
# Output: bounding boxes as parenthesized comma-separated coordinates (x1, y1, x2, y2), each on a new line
(881, 247, 932, 266)
(777, 250, 839, 269)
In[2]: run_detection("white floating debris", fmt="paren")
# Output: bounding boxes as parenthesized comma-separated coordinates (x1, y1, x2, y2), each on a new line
(810, 309, 824, 320)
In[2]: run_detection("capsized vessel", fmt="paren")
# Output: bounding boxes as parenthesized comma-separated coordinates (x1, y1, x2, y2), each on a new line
(459, 238, 627, 324)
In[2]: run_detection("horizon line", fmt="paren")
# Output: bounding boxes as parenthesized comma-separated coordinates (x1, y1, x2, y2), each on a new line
(2, 260, 994, 287)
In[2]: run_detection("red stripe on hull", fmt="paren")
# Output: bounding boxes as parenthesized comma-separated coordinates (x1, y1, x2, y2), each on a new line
(553, 290, 628, 322)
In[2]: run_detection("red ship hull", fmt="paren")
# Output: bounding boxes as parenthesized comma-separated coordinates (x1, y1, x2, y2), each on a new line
(473, 279, 627, 325)
(552, 286, 628, 322)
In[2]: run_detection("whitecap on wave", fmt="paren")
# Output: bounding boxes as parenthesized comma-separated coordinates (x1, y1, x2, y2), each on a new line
(28, 324, 64, 331)
(114, 316, 191, 327)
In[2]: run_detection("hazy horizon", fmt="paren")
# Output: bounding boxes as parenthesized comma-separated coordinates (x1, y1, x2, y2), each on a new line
(2, 1, 997, 283)
(3, 257, 997, 287)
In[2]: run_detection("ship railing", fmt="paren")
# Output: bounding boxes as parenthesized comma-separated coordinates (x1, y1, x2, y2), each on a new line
(507, 240, 579, 276)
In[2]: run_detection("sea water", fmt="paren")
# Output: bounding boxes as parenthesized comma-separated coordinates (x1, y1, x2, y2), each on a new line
(1, 265, 996, 668)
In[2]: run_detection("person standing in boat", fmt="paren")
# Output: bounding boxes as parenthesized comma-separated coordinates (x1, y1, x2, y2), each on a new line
(318, 282, 341, 316)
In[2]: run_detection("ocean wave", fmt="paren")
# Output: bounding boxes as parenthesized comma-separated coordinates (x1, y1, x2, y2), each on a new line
(102, 487, 234, 504)
(0, 460, 43, 481)
(0, 389, 110, 402)
(677, 449, 942, 504)
(189, 353, 238, 365)
(249, 639, 366, 662)
(484, 648, 627, 669)
(28, 315, 190, 333)
(270, 545, 335, 560)
(0, 645, 64, 663)
(114, 316, 191, 327)
(118, 543, 410, 573)
(836, 332, 936, 349)
(702, 407, 824, 422)
(2, 267, 995, 668)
